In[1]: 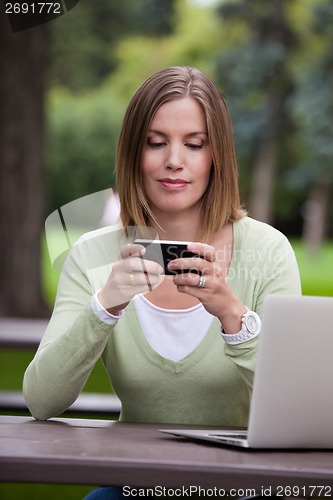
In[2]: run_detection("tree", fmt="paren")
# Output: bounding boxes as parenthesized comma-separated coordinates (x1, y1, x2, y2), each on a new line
(288, 0, 333, 253)
(48, 0, 175, 90)
(46, 0, 221, 212)
(0, 9, 49, 317)
(0, 0, 177, 317)
(47, 86, 123, 212)
(215, 0, 297, 224)
(101, 0, 221, 102)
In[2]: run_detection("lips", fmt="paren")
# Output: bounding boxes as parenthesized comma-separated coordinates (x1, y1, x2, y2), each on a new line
(158, 178, 190, 189)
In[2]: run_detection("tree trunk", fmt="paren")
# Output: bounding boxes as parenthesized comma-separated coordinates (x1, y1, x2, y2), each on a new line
(302, 181, 331, 258)
(0, 11, 50, 317)
(249, 95, 280, 224)
(249, 0, 294, 224)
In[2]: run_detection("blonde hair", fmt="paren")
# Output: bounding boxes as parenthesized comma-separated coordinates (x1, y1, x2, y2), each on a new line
(116, 66, 245, 241)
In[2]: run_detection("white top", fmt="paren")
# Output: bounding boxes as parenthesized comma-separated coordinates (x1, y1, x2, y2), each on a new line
(133, 293, 214, 362)
(92, 289, 261, 352)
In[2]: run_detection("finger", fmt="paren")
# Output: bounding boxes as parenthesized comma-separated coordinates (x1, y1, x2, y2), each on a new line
(176, 285, 200, 297)
(120, 243, 146, 259)
(125, 256, 163, 276)
(124, 269, 164, 294)
(125, 271, 162, 288)
(187, 243, 216, 262)
(168, 257, 211, 274)
(173, 272, 203, 288)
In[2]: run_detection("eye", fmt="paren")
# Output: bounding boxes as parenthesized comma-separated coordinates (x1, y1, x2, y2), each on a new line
(186, 143, 203, 150)
(147, 141, 165, 149)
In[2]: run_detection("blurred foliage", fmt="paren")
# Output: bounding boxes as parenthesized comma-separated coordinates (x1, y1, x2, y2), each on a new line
(48, 0, 175, 90)
(213, 0, 332, 233)
(214, 0, 301, 226)
(46, 85, 123, 212)
(46, 0, 221, 213)
(105, 0, 221, 100)
(45, 0, 333, 237)
(287, 0, 333, 187)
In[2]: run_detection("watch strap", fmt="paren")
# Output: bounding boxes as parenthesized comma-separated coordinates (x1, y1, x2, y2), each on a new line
(221, 307, 261, 345)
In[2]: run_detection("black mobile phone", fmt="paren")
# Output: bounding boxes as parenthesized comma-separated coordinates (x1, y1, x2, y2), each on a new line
(133, 239, 202, 275)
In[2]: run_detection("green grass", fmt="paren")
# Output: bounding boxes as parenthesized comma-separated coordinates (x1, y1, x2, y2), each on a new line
(290, 239, 333, 296)
(0, 351, 111, 394)
(0, 483, 94, 500)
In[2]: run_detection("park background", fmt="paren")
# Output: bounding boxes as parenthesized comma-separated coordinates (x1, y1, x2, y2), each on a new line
(0, 0, 332, 498)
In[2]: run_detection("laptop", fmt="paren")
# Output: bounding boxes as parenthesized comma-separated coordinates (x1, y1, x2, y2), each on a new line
(160, 294, 333, 449)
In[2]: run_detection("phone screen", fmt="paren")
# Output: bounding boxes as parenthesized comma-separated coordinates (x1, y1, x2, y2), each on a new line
(134, 239, 202, 275)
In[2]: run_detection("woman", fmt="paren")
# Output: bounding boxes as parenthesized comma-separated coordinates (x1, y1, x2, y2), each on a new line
(23, 65, 301, 434)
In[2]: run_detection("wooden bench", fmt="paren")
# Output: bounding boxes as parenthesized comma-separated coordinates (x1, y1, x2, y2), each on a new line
(0, 317, 121, 416)
(0, 317, 47, 349)
(0, 390, 121, 415)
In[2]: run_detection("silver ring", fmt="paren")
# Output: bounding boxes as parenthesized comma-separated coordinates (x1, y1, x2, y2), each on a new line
(197, 275, 206, 288)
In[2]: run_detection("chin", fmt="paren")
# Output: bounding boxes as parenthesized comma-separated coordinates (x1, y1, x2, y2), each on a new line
(154, 200, 202, 216)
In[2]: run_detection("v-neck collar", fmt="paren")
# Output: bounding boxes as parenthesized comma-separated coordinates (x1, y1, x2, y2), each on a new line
(121, 219, 241, 373)
(125, 301, 222, 373)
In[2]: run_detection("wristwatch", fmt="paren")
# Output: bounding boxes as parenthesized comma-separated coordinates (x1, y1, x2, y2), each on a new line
(221, 307, 261, 345)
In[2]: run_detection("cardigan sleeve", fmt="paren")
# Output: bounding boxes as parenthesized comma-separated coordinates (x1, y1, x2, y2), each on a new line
(224, 229, 302, 388)
(23, 237, 116, 421)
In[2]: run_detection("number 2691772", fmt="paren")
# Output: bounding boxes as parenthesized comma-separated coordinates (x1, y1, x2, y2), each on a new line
(5, 3, 62, 15)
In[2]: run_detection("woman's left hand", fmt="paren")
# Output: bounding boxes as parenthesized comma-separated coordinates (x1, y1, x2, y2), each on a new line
(168, 242, 246, 334)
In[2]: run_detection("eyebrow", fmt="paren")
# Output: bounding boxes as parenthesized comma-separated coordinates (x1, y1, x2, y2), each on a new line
(148, 129, 208, 137)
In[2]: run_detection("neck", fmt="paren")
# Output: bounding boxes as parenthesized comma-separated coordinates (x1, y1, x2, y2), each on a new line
(147, 210, 202, 242)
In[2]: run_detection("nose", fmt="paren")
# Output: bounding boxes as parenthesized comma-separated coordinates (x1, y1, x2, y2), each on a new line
(166, 144, 183, 170)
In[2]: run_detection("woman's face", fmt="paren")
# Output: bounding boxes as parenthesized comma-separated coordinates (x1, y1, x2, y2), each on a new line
(141, 97, 212, 218)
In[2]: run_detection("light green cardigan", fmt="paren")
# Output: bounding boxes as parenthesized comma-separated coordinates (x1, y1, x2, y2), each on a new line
(23, 217, 301, 425)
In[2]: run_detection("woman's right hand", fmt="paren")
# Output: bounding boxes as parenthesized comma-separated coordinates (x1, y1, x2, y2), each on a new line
(98, 243, 163, 315)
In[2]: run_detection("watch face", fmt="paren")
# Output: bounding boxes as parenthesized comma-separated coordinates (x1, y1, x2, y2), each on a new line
(245, 314, 258, 334)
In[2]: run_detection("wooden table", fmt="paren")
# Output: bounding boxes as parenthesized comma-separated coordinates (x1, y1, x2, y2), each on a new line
(1, 416, 333, 496)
